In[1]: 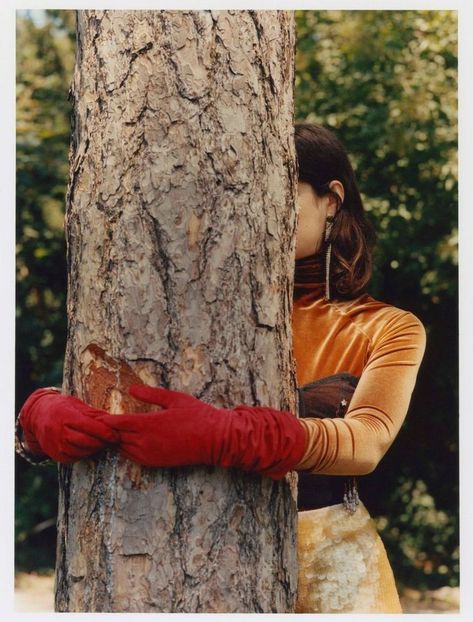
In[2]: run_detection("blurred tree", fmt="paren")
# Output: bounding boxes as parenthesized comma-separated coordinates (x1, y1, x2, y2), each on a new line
(295, 9, 458, 589)
(15, 10, 75, 571)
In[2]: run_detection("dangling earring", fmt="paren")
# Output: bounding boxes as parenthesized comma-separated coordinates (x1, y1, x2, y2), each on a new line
(324, 216, 335, 301)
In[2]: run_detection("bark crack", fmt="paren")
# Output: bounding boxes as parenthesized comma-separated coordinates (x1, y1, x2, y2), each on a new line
(149, 217, 179, 356)
(115, 41, 154, 93)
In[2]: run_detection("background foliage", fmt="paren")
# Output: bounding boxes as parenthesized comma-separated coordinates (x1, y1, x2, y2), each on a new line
(295, 10, 458, 590)
(15, 9, 74, 571)
(16, 9, 458, 590)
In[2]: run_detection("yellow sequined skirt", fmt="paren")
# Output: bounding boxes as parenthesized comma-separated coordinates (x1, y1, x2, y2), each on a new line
(296, 501, 402, 613)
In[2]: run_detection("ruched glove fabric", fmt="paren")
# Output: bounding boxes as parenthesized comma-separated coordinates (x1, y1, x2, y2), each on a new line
(96, 383, 307, 480)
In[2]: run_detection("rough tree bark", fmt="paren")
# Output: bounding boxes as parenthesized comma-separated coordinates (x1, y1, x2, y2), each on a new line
(55, 9, 299, 613)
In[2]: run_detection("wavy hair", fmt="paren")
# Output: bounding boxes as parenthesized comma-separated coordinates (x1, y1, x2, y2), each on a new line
(294, 122, 377, 299)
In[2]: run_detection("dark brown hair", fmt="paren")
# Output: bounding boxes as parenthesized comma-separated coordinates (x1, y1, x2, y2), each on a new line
(295, 122, 377, 299)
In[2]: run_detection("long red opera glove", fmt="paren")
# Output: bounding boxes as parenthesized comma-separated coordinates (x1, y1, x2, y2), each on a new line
(18, 387, 119, 464)
(97, 383, 307, 480)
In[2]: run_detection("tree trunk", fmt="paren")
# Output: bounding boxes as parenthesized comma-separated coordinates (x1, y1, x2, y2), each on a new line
(55, 9, 298, 613)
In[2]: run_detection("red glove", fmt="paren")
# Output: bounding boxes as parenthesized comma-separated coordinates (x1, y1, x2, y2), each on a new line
(18, 387, 120, 464)
(96, 383, 307, 480)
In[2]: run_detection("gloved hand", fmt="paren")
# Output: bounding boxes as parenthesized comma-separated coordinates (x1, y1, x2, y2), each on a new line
(97, 383, 307, 480)
(18, 387, 120, 464)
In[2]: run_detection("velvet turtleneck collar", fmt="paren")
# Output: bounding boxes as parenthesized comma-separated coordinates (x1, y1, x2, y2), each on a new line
(293, 250, 326, 298)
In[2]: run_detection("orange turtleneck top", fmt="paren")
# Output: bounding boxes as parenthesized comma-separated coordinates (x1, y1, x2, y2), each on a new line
(292, 252, 427, 477)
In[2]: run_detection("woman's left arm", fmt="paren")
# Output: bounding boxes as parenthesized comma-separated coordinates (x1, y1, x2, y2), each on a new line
(294, 311, 427, 476)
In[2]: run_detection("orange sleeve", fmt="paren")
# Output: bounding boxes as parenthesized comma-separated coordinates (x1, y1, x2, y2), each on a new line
(294, 311, 427, 476)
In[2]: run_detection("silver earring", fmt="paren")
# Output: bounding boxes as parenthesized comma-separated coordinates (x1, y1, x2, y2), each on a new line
(324, 216, 335, 300)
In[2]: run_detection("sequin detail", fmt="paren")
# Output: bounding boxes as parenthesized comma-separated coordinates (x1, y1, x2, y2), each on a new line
(296, 501, 402, 613)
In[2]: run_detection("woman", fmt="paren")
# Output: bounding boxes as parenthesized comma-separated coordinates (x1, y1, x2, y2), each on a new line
(16, 123, 426, 613)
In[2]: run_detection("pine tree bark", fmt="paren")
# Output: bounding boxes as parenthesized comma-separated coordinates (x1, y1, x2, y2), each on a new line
(55, 9, 298, 612)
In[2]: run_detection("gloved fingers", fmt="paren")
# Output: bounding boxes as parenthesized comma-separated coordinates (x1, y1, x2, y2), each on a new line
(50, 396, 110, 419)
(63, 428, 114, 452)
(95, 412, 163, 433)
(81, 405, 112, 418)
(65, 415, 120, 444)
(117, 435, 143, 451)
(128, 384, 197, 409)
(60, 395, 112, 418)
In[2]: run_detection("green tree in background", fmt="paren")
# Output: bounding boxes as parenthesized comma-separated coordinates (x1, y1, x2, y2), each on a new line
(15, 9, 75, 570)
(295, 10, 458, 590)
(16, 9, 458, 591)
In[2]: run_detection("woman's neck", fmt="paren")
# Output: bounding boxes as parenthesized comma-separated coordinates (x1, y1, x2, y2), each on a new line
(293, 250, 326, 298)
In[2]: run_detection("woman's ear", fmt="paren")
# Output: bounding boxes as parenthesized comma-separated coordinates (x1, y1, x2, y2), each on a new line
(327, 180, 344, 217)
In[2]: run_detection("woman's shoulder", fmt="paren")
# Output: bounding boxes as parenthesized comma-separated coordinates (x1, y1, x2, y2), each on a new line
(331, 292, 426, 347)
